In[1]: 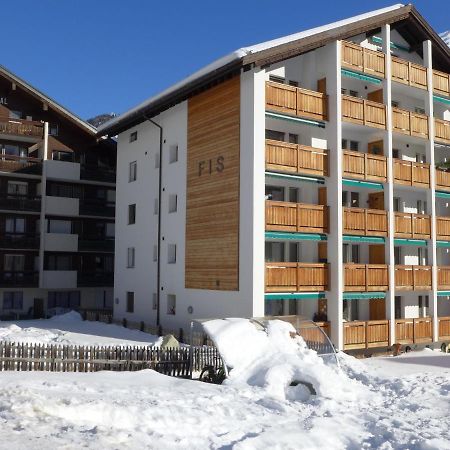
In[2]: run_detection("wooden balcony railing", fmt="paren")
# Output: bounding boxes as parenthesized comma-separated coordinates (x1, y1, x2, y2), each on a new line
(343, 207, 388, 237)
(342, 150, 387, 182)
(434, 118, 450, 144)
(435, 168, 450, 192)
(344, 264, 388, 291)
(265, 200, 328, 234)
(392, 107, 429, 139)
(437, 266, 450, 290)
(0, 118, 43, 138)
(395, 265, 432, 290)
(265, 139, 328, 177)
(342, 95, 386, 129)
(393, 159, 430, 188)
(391, 56, 428, 90)
(343, 320, 390, 350)
(439, 316, 450, 341)
(436, 217, 450, 241)
(395, 317, 432, 344)
(341, 41, 385, 78)
(433, 69, 450, 97)
(394, 212, 431, 239)
(0, 154, 42, 174)
(265, 81, 328, 121)
(265, 262, 328, 292)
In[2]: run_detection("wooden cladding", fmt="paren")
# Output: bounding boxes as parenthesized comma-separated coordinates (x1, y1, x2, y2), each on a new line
(265, 262, 328, 292)
(438, 266, 450, 290)
(265, 200, 328, 234)
(435, 169, 450, 192)
(343, 207, 388, 237)
(436, 217, 450, 241)
(439, 316, 450, 340)
(394, 212, 431, 239)
(341, 41, 385, 78)
(265, 139, 328, 177)
(392, 107, 429, 139)
(391, 56, 428, 89)
(393, 159, 430, 188)
(395, 265, 432, 290)
(185, 77, 240, 291)
(0, 117, 43, 138)
(342, 150, 387, 182)
(343, 320, 389, 350)
(433, 70, 450, 97)
(344, 264, 388, 291)
(341, 95, 386, 129)
(395, 317, 433, 344)
(265, 81, 328, 121)
(434, 118, 450, 145)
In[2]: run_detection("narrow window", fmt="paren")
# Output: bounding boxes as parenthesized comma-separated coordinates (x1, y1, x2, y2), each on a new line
(129, 161, 137, 182)
(341, 139, 348, 150)
(3, 291, 23, 310)
(128, 204, 136, 225)
(349, 141, 359, 151)
(126, 292, 134, 313)
(288, 133, 299, 144)
(349, 90, 359, 98)
(127, 247, 135, 268)
(391, 100, 399, 108)
(168, 244, 177, 264)
(167, 294, 176, 315)
(168, 194, 177, 213)
(394, 296, 402, 319)
(265, 129, 285, 141)
(169, 145, 178, 163)
(129, 131, 138, 143)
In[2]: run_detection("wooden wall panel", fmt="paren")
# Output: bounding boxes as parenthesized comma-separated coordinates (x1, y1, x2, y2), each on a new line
(186, 77, 240, 290)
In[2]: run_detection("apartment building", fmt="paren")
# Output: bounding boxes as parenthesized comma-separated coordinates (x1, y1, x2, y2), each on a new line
(0, 66, 116, 319)
(98, 4, 450, 351)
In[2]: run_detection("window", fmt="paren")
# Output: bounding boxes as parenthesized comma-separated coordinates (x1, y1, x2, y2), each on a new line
(417, 200, 427, 215)
(46, 254, 71, 271)
(265, 129, 285, 142)
(167, 294, 176, 315)
(169, 145, 178, 163)
(343, 244, 359, 263)
(48, 291, 80, 309)
(169, 194, 177, 213)
(153, 245, 158, 262)
(349, 141, 359, 151)
(48, 219, 72, 234)
(168, 244, 177, 264)
(418, 295, 429, 317)
(129, 161, 137, 182)
(394, 247, 401, 265)
(265, 242, 285, 262)
(127, 247, 135, 268)
(415, 107, 425, 115)
(392, 149, 400, 159)
(3, 292, 23, 310)
(418, 247, 428, 266)
(395, 296, 402, 319)
(288, 133, 299, 144)
(269, 75, 285, 84)
(152, 293, 157, 310)
(52, 150, 72, 161)
(5, 217, 25, 234)
(351, 192, 359, 207)
(265, 185, 284, 201)
(343, 299, 358, 321)
(129, 131, 138, 143)
(9, 110, 22, 119)
(289, 242, 299, 263)
(393, 197, 401, 212)
(126, 292, 134, 313)
(341, 88, 348, 95)
(288, 80, 299, 87)
(416, 153, 426, 164)
(391, 100, 399, 108)
(4, 254, 25, 272)
(288, 187, 299, 203)
(128, 204, 136, 224)
(349, 90, 359, 98)
(7, 181, 27, 196)
(341, 139, 348, 149)
(49, 124, 59, 136)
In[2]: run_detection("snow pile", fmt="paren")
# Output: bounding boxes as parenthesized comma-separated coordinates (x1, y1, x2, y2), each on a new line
(48, 310, 83, 322)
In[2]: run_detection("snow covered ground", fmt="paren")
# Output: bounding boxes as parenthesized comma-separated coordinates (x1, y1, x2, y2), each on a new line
(0, 318, 448, 449)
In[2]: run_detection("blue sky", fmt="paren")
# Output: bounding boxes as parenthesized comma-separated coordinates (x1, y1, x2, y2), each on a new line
(2, 0, 448, 120)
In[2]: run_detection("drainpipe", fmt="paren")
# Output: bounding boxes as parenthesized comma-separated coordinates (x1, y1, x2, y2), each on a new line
(144, 115, 163, 327)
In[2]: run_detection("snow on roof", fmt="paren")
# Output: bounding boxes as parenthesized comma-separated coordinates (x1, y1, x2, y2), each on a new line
(98, 4, 405, 134)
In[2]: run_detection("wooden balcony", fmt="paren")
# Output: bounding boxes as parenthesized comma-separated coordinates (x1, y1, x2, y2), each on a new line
(341, 41, 385, 78)
(265, 139, 328, 177)
(437, 266, 450, 290)
(343, 207, 388, 237)
(0, 118, 43, 139)
(394, 212, 431, 239)
(391, 56, 428, 90)
(395, 317, 432, 344)
(439, 316, 450, 341)
(342, 95, 386, 129)
(436, 217, 450, 240)
(343, 320, 390, 350)
(265, 262, 328, 292)
(342, 150, 387, 182)
(435, 168, 450, 192)
(0, 154, 42, 174)
(434, 118, 450, 144)
(433, 69, 450, 97)
(395, 265, 432, 290)
(265, 81, 327, 121)
(265, 200, 328, 234)
(393, 159, 430, 188)
(392, 107, 429, 139)
(344, 264, 388, 292)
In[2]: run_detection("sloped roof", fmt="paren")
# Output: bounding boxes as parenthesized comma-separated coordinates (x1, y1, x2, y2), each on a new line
(98, 3, 450, 136)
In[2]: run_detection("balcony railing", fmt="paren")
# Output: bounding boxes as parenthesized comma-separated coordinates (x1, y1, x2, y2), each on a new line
(265, 139, 328, 177)
(78, 238, 115, 252)
(265, 81, 328, 121)
(392, 107, 429, 139)
(435, 168, 450, 192)
(342, 150, 387, 182)
(434, 118, 450, 144)
(0, 154, 42, 174)
(341, 41, 385, 78)
(391, 56, 428, 90)
(393, 159, 430, 188)
(0, 118, 43, 138)
(343, 207, 388, 237)
(265, 262, 328, 292)
(437, 266, 450, 290)
(343, 320, 390, 350)
(395, 265, 432, 290)
(0, 233, 40, 249)
(0, 271, 39, 287)
(79, 200, 115, 218)
(395, 317, 432, 344)
(78, 272, 114, 287)
(80, 166, 116, 183)
(439, 316, 450, 341)
(0, 194, 41, 212)
(394, 212, 431, 239)
(341, 95, 386, 129)
(344, 264, 388, 291)
(437, 217, 450, 240)
(433, 69, 450, 97)
(265, 200, 328, 234)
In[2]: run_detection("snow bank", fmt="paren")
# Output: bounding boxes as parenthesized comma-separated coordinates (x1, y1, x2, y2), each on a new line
(48, 310, 83, 322)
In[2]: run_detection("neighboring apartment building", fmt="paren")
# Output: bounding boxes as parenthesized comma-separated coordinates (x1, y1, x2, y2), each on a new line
(98, 4, 450, 351)
(0, 67, 116, 319)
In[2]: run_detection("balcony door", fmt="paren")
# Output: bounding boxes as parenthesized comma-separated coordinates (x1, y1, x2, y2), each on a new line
(368, 192, 384, 210)
(369, 244, 385, 264)
(369, 298, 386, 320)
